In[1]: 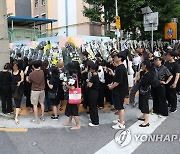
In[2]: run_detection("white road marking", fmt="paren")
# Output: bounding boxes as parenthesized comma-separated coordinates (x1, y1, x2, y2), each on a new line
(96, 114, 167, 154)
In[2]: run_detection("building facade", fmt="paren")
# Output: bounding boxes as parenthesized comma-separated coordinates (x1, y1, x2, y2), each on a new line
(7, 0, 103, 39)
(7, 0, 31, 17)
(31, 0, 103, 37)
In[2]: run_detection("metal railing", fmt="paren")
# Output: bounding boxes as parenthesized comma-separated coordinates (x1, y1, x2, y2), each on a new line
(8, 28, 58, 42)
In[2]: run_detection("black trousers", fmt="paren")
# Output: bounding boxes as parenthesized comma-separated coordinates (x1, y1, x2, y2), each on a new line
(177, 79, 180, 93)
(98, 82, 105, 108)
(82, 82, 89, 109)
(1, 86, 12, 114)
(26, 89, 33, 108)
(166, 85, 177, 110)
(152, 86, 168, 116)
(105, 84, 113, 105)
(88, 90, 99, 125)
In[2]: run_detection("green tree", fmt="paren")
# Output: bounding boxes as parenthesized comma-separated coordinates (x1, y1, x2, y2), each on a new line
(83, 0, 116, 35)
(83, 0, 180, 40)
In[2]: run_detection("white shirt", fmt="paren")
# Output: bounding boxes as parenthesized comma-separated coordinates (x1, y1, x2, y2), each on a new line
(133, 56, 141, 66)
(98, 66, 105, 83)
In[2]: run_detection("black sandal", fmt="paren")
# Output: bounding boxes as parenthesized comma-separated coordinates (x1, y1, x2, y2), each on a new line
(138, 118, 145, 121)
(139, 123, 150, 127)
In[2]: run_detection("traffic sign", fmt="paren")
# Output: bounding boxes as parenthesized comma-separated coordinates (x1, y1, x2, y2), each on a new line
(143, 12, 159, 26)
(164, 22, 177, 40)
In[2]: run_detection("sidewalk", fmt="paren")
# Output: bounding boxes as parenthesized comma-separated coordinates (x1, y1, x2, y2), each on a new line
(0, 99, 152, 129)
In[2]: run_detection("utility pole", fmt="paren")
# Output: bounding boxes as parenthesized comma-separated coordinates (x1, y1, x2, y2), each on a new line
(0, 0, 10, 69)
(115, 0, 120, 51)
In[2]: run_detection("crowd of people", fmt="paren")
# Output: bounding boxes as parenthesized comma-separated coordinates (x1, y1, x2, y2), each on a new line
(0, 46, 179, 130)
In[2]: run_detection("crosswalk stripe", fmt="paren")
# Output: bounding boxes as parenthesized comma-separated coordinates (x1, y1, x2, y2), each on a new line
(96, 114, 167, 154)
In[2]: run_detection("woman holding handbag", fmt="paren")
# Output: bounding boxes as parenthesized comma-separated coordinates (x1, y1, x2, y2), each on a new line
(63, 62, 81, 130)
(138, 60, 153, 127)
(47, 67, 61, 120)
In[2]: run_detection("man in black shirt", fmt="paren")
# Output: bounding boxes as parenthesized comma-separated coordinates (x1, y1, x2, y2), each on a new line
(87, 63, 100, 126)
(17, 53, 24, 71)
(108, 52, 129, 130)
(165, 51, 180, 113)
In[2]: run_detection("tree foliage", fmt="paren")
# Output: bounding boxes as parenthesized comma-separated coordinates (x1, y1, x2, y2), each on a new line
(83, 0, 180, 39)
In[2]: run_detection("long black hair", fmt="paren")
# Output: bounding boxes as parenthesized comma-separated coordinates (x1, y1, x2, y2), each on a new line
(142, 60, 153, 73)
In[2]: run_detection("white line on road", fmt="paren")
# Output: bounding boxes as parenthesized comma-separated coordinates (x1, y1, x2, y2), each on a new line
(96, 114, 167, 154)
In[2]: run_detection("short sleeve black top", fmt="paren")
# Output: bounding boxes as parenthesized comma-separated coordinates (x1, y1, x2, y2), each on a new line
(81, 59, 92, 81)
(89, 74, 99, 91)
(165, 62, 180, 85)
(112, 64, 129, 96)
(49, 75, 60, 93)
(0, 71, 12, 87)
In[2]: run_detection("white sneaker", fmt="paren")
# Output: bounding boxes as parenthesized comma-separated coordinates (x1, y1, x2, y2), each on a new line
(112, 123, 125, 130)
(112, 119, 120, 124)
(89, 123, 99, 127)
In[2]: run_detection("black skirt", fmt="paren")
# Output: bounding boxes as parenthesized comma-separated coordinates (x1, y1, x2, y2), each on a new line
(139, 92, 150, 114)
(65, 102, 78, 117)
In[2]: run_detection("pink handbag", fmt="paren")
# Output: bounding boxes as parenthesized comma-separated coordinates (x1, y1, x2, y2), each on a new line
(69, 74, 82, 104)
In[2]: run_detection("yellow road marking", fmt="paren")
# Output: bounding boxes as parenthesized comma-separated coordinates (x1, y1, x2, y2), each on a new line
(0, 128, 28, 133)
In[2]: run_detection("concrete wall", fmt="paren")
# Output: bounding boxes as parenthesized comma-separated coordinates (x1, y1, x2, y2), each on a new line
(7, 0, 16, 15)
(47, 0, 58, 30)
(15, 0, 31, 17)
(90, 23, 102, 36)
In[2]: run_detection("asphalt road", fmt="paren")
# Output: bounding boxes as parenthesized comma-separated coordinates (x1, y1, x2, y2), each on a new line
(0, 97, 180, 154)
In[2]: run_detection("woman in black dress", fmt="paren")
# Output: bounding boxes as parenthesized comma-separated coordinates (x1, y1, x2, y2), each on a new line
(64, 62, 81, 130)
(47, 67, 61, 120)
(0, 63, 13, 114)
(11, 62, 24, 124)
(138, 60, 153, 127)
(57, 60, 66, 111)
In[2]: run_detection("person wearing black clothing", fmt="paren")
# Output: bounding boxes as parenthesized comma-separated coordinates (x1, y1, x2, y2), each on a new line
(57, 60, 66, 111)
(24, 62, 33, 113)
(104, 59, 115, 106)
(138, 60, 153, 127)
(81, 51, 92, 109)
(47, 67, 61, 120)
(108, 52, 129, 130)
(165, 51, 180, 113)
(11, 62, 24, 125)
(95, 54, 106, 109)
(176, 55, 180, 94)
(64, 62, 81, 130)
(152, 57, 173, 116)
(0, 63, 13, 114)
(16, 53, 24, 70)
(87, 63, 100, 126)
(42, 60, 51, 112)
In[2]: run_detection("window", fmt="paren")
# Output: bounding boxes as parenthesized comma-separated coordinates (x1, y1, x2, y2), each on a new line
(42, 0, 46, 5)
(35, 0, 38, 8)
(41, 13, 46, 18)
(34, 15, 39, 18)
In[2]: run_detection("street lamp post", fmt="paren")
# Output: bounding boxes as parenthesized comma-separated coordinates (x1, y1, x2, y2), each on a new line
(115, 0, 118, 16)
(115, 0, 120, 51)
